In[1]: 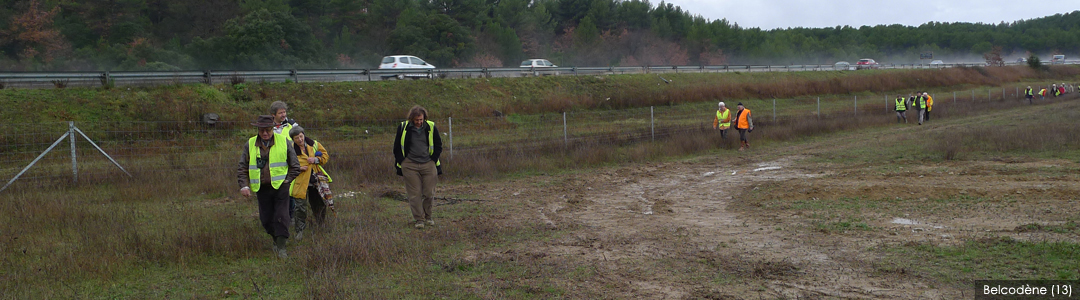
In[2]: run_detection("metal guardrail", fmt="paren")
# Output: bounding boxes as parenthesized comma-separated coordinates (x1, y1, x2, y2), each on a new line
(0, 61, 1070, 89)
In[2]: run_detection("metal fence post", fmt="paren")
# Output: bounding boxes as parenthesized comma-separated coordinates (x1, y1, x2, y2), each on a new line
(448, 117, 453, 161)
(953, 91, 956, 104)
(817, 97, 820, 118)
(204, 70, 213, 85)
(291, 69, 299, 82)
(772, 99, 776, 123)
(885, 95, 888, 114)
(69, 122, 77, 183)
(972, 90, 974, 102)
(650, 106, 655, 142)
(563, 112, 568, 147)
(854, 95, 857, 117)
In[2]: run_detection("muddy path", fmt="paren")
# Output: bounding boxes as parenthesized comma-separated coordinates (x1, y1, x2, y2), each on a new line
(437, 153, 959, 299)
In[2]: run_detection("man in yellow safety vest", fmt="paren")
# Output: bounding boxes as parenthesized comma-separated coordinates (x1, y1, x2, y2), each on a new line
(238, 115, 301, 258)
(894, 95, 907, 123)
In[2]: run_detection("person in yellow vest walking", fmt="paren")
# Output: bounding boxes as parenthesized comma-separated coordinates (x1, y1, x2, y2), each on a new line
(923, 92, 934, 121)
(1039, 87, 1047, 99)
(1025, 86, 1034, 104)
(288, 125, 332, 240)
(238, 115, 301, 258)
(732, 102, 754, 151)
(712, 101, 732, 141)
(894, 95, 907, 123)
(394, 106, 443, 229)
(914, 93, 927, 125)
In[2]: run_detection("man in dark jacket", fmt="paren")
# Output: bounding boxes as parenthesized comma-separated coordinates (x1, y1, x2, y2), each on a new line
(238, 115, 301, 258)
(393, 105, 443, 229)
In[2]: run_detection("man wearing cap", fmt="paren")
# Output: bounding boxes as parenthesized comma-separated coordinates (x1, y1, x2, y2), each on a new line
(712, 101, 732, 141)
(1025, 86, 1034, 104)
(732, 102, 753, 151)
(238, 115, 301, 258)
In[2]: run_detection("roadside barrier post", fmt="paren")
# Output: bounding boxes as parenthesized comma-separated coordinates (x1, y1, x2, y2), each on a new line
(650, 106, 655, 142)
(448, 117, 453, 161)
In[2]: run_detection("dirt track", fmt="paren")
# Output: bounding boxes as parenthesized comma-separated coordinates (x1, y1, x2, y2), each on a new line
(437, 128, 1080, 299)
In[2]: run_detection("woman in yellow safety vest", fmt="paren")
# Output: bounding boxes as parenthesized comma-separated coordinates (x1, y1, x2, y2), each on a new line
(894, 95, 907, 123)
(288, 125, 333, 240)
(713, 101, 731, 140)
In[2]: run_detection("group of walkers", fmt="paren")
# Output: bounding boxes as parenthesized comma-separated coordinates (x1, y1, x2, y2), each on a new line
(1025, 84, 1073, 104)
(712, 101, 754, 151)
(894, 92, 934, 125)
(237, 101, 443, 258)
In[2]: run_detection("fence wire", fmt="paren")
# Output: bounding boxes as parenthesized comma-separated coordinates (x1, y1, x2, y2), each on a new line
(0, 82, 1071, 192)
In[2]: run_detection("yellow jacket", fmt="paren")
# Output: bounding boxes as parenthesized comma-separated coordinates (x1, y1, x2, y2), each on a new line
(290, 139, 331, 199)
(926, 95, 933, 111)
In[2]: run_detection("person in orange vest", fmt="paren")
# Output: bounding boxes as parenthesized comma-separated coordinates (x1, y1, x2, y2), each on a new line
(712, 101, 732, 141)
(732, 102, 754, 151)
(923, 92, 934, 121)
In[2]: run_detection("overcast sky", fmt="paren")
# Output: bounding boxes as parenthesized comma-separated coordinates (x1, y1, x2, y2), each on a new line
(660, 0, 1077, 30)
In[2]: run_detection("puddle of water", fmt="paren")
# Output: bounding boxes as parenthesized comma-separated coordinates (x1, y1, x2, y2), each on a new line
(892, 218, 946, 229)
(891, 218, 919, 225)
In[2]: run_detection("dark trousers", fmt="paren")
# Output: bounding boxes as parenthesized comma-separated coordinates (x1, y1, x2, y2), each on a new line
(738, 129, 749, 142)
(718, 128, 727, 139)
(925, 108, 930, 120)
(257, 185, 291, 238)
(293, 186, 327, 232)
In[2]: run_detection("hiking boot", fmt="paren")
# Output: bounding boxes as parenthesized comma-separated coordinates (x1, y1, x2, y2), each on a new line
(414, 222, 425, 229)
(273, 236, 288, 259)
(426, 219, 435, 226)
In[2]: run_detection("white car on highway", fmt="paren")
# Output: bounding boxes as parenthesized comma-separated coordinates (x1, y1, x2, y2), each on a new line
(378, 55, 435, 79)
(520, 59, 559, 76)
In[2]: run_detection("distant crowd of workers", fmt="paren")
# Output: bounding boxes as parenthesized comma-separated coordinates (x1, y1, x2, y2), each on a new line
(1025, 83, 1073, 104)
(237, 101, 442, 258)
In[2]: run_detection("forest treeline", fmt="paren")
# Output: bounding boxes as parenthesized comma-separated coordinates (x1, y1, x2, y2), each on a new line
(1, 0, 1078, 71)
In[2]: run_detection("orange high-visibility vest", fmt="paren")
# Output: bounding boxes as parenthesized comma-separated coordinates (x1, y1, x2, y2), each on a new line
(734, 109, 752, 129)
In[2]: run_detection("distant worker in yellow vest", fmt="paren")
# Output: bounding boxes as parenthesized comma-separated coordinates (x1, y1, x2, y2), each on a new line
(914, 93, 927, 125)
(1039, 87, 1047, 99)
(712, 101, 732, 141)
(923, 92, 933, 121)
(238, 115, 301, 258)
(894, 95, 907, 123)
(1025, 86, 1034, 104)
(732, 102, 754, 151)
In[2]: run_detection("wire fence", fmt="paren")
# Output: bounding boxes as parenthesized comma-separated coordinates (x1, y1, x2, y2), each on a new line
(1, 82, 1074, 192)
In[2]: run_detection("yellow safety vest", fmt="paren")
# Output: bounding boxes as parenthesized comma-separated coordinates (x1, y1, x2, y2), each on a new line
(716, 108, 731, 129)
(397, 120, 441, 169)
(1025, 88, 1033, 96)
(895, 98, 906, 111)
(248, 133, 289, 192)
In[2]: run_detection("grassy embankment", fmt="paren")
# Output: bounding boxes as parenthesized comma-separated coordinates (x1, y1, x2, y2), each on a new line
(2, 66, 1079, 298)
